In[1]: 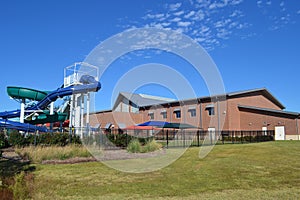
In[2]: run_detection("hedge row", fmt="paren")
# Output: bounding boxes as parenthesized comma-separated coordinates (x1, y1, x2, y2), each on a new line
(0, 130, 81, 148)
(222, 135, 274, 142)
(82, 133, 153, 148)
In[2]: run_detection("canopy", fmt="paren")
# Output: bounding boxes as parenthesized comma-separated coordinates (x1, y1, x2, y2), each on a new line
(162, 123, 197, 129)
(137, 121, 197, 129)
(137, 121, 169, 127)
(124, 125, 155, 130)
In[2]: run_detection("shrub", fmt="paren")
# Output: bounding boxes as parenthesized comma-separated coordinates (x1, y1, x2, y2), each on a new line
(12, 171, 31, 200)
(8, 131, 28, 147)
(107, 133, 133, 147)
(142, 139, 162, 153)
(0, 132, 9, 149)
(127, 139, 142, 153)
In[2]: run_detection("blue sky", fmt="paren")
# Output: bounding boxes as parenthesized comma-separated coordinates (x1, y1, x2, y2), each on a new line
(0, 0, 299, 113)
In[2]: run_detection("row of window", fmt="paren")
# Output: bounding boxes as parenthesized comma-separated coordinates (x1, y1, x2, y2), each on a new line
(148, 107, 215, 119)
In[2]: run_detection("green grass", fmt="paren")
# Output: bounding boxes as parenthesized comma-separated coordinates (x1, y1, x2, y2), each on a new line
(32, 141, 300, 199)
(15, 145, 91, 163)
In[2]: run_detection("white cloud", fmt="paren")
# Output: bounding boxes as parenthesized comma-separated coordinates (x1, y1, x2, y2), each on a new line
(170, 17, 181, 22)
(184, 11, 196, 18)
(230, 10, 243, 18)
(230, 0, 243, 5)
(125, 0, 300, 51)
(191, 10, 205, 21)
(177, 21, 192, 27)
(169, 3, 182, 11)
(257, 0, 263, 8)
(174, 10, 185, 16)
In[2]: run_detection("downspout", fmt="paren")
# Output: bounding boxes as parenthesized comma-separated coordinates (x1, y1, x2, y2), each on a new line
(199, 100, 203, 129)
(296, 115, 299, 140)
(182, 101, 186, 124)
(169, 103, 172, 123)
(217, 98, 220, 132)
(217, 97, 222, 141)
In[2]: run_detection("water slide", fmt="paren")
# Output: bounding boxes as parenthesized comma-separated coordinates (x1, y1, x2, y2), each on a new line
(0, 75, 101, 132)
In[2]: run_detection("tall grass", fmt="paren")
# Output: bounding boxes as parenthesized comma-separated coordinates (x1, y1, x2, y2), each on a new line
(127, 139, 141, 153)
(127, 139, 162, 153)
(15, 145, 91, 163)
(142, 139, 162, 153)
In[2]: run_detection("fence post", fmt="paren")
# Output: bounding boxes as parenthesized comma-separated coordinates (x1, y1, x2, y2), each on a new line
(183, 130, 185, 148)
(197, 130, 200, 147)
(241, 131, 243, 144)
(222, 131, 224, 144)
(166, 130, 169, 148)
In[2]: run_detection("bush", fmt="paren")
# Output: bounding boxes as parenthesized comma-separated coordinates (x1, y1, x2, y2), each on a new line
(0, 132, 9, 149)
(6, 131, 82, 147)
(127, 139, 162, 153)
(107, 133, 133, 147)
(8, 131, 28, 147)
(12, 171, 31, 200)
(142, 139, 162, 153)
(127, 139, 142, 153)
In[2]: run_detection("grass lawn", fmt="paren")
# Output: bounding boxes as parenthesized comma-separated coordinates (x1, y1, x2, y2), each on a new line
(33, 141, 300, 199)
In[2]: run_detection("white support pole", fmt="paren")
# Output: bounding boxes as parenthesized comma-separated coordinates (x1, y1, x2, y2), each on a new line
(20, 99, 25, 123)
(80, 94, 84, 139)
(86, 93, 90, 136)
(50, 102, 54, 115)
(69, 94, 74, 133)
(50, 102, 54, 131)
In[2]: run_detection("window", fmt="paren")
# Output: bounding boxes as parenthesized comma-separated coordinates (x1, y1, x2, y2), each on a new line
(148, 112, 154, 120)
(208, 107, 215, 116)
(161, 111, 167, 119)
(174, 110, 181, 118)
(189, 109, 196, 117)
(205, 104, 215, 116)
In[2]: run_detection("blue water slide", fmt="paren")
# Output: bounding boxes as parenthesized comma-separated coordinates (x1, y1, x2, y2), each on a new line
(0, 75, 101, 132)
(0, 75, 101, 119)
(0, 119, 48, 132)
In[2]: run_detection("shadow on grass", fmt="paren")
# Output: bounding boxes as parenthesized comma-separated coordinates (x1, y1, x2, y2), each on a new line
(0, 152, 36, 200)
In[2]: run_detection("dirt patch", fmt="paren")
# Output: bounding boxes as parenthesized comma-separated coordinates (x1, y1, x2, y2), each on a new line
(41, 149, 166, 164)
(41, 157, 96, 164)
(96, 148, 167, 161)
(1, 147, 166, 165)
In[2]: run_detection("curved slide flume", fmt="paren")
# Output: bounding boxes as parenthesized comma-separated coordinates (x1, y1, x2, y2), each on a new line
(0, 75, 101, 132)
(0, 119, 48, 132)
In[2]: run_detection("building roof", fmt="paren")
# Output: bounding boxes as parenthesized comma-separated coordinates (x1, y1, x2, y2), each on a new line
(103, 88, 287, 113)
(238, 105, 299, 117)
(114, 92, 175, 108)
(227, 88, 285, 109)
(138, 88, 285, 110)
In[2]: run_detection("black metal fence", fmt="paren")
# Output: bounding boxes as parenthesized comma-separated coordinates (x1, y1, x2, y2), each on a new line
(89, 129, 275, 149)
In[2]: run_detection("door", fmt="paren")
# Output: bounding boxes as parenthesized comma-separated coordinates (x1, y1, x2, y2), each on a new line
(262, 126, 267, 136)
(275, 126, 285, 140)
(208, 127, 216, 142)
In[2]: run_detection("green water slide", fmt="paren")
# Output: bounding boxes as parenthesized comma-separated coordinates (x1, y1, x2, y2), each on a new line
(7, 86, 48, 101)
(25, 111, 67, 125)
(7, 86, 68, 124)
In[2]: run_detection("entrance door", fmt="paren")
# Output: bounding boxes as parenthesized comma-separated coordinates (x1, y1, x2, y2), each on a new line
(208, 127, 216, 142)
(275, 126, 285, 140)
(262, 126, 267, 136)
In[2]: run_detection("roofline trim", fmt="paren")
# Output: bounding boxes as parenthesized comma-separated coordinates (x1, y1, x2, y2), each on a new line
(238, 105, 299, 117)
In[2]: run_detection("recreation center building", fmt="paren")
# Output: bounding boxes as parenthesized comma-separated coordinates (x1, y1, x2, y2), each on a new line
(89, 88, 300, 140)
